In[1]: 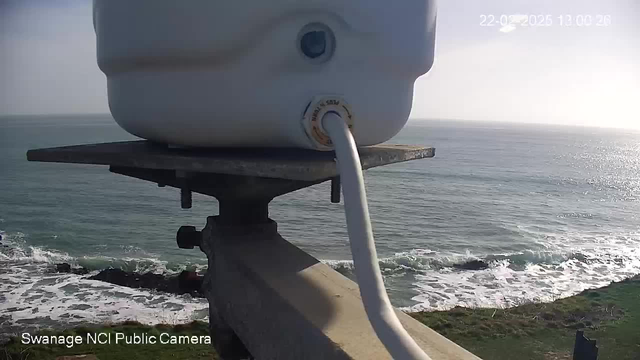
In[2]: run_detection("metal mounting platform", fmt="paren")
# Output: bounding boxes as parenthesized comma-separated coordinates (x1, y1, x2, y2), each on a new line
(26, 141, 481, 360)
(26, 141, 435, 181)
(28, 140, 435, 215)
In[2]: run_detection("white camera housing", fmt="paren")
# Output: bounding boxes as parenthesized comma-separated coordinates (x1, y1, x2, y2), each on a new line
(94, 0, 437, 149)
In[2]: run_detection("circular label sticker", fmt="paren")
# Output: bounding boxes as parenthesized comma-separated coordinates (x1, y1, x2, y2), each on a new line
(302, 96, 354, 150)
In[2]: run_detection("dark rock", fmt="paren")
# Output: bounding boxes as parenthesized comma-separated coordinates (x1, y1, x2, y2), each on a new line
(452, 259, 490, 271)
(89, 268, 204, 297)
(178, 270, 203, 293)
(55, 263, 72, 273)
(54, 263, 89, 275)
(72, 267, 90, 275)
(89, 268, 170, 291)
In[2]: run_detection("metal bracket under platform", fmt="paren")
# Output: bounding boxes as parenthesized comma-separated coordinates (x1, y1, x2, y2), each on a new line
(26, 141, 480, 360)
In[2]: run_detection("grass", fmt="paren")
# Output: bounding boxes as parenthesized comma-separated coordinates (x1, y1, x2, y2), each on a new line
(411, 275, 640, 360)
(2, 276, 639, 360)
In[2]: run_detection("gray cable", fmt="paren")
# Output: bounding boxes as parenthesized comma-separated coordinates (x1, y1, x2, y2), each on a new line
(322, 112, 432, 360)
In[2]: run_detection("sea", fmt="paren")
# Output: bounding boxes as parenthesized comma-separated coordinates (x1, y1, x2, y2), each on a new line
(1, 114, 639, 339)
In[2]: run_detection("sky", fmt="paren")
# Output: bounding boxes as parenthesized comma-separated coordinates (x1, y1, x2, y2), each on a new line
(0, 0, 638, 129)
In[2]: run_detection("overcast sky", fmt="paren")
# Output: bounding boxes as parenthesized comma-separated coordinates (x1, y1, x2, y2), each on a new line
(1, 0, 638, 129)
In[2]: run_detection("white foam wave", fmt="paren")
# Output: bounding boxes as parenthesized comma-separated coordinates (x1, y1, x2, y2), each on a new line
(323, 248, 577, 275)
(0, 262, 208, 340)
(0, 231, 205, 275)
(75, 256, 208, 275)
(403, 234, 640, 311)
(406, 256, 640, 312)
(0, 231, 73, 264)
(0, 230, 209, 340)
(321, 236, 640, 312)
(2, 227, 639, 339)
(0, 269, 208, 331)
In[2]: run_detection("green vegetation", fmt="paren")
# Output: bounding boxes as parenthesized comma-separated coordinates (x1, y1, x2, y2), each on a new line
(2, 276, 639, 360)
(411, 275, 640, 360)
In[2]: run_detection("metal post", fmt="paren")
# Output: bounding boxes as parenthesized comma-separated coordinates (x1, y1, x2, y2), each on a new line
(218, 198, 271, 225)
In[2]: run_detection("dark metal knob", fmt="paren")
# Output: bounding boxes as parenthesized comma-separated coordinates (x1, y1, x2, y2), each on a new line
(177, 225, 201, 249)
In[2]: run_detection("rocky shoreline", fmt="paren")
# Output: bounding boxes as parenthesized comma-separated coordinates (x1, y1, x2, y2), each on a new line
(53, 263, 205, 298)
(51, 258, 492, 299)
